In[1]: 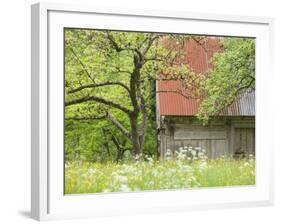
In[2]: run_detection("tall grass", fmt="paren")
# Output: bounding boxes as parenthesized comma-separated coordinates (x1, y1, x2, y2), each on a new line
(65, 149, 255, 194)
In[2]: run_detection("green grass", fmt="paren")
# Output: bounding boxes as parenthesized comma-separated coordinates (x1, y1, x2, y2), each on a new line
(65, 157, 255, 194)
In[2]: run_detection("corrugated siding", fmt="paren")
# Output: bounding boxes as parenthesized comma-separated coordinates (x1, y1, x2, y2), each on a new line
(220, 91, 255, 116)
(158, 80, 199, 116)
(184, 38, 221, 73)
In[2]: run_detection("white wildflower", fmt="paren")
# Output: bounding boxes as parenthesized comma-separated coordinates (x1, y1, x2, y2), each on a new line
(112, 174, 128, 184)
(181, 165, 193, 172)
(191, 150, 197, 157)
(198, 152, 205, 158)
(176, 149, 187, 160)
(102, 189, 110, 193)
(120, 184, 131, 192)
(135, 153, 142, 160)
(198, 161, 208, 171)
(121, 164, 136, 173)
(152, 170, 158, 176)
(87, 168, 97, 175)
(146, 156, 154, 165)
(165, 149, 172, 156)
(165, 149, 172, 160)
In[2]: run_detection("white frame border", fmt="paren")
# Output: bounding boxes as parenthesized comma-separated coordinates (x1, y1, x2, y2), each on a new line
(31, 2, 274, 221)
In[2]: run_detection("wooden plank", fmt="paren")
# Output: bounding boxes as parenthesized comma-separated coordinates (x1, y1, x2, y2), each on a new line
(246, 128, 255, 154)
(206, 140, 212, 158)
(241, 128, 247, 152)
(234, 127, 255, 155)
(232, 119, 255, 128)
(216, 140, 227, 157)
(211, 140, 216, 158)
(174, 129, 226, 140)
(234, 128, 241, 152)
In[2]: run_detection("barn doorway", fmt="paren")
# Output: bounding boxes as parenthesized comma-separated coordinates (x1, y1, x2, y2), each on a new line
(234, 128, 255, 157)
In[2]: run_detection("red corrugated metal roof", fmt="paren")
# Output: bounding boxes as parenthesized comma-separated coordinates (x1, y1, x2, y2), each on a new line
(158, 38, 221, 116)
(158, 80, 200, 116)
(184, 37, 221, 73)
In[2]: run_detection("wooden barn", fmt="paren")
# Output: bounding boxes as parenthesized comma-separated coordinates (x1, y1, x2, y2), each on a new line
(156, 38, 255, 159)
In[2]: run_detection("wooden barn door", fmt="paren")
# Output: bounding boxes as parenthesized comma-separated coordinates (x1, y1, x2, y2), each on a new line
(234, 128, 255, 156)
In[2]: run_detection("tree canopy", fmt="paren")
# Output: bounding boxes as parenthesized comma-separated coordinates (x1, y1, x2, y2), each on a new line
(64, 29, 194, 161)
(197, 37, 255, 123)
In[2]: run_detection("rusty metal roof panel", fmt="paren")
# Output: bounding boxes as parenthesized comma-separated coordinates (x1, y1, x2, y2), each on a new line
(158, 80, 199, 116)
(158, 84, 255, 117)
(221, 91, 255, 116)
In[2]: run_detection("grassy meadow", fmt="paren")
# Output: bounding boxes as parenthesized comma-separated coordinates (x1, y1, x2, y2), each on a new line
(65, 150, 255, 194)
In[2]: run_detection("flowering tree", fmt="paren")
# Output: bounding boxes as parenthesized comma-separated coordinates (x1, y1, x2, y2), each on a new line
(65, 29, 194, 158)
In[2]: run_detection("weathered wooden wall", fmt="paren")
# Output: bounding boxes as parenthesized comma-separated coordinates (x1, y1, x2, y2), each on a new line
(158, 116, 255, 159)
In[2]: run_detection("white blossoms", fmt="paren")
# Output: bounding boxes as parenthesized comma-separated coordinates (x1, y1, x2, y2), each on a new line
(87, 168, 97, 175)
(165, 146, 207, 161)
(198, 161, 208, 171)
(181, 165, 193, 172)
(120, 184, 131, 192)
(176, 147, 188, 160)
(144, 154, 154, 165)
(165, 149, 172, 160)
(111, 171, 132, 192)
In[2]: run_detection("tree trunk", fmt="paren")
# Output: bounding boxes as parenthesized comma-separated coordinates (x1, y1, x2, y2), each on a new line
(138, 116, 148, 154)
(130, 114, 141, 155)
(139, 96, 148, 153)
(111, 135, 124, 162)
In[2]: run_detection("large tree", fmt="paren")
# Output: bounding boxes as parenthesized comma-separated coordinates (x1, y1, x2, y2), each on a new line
(197, 37, 255, 123)
(64, 29, 192, 157)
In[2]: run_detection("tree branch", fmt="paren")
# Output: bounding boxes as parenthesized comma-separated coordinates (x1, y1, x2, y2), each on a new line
(106, 32, 140, 57)
(236, 75, 255, 89)
(69, 47, 95, 83)
(191, 37, 208, 52)
(65, 115, 106, 121)
(141, 34, 161, 56)
(213, 80, 255, 116)
(157, 89, 198, 99)
(113, 66, 132, 75)
(106, 32, 123, 52)
(68, 81, 130, 94)
(65, 95, 132, 115)
(235, 77, 255, 94)
(106, 112, 132, 140)
(144, 57, 164, 62)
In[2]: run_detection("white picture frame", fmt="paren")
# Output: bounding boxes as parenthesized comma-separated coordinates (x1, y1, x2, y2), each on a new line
(31, 2, 274, 221)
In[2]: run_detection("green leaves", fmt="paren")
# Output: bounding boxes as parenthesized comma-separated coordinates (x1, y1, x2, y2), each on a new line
(64, 29, 215, 160)
(197, 38, 255, 124)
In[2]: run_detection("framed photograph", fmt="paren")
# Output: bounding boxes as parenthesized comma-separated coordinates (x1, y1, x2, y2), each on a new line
(31, 2, 274, 221)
